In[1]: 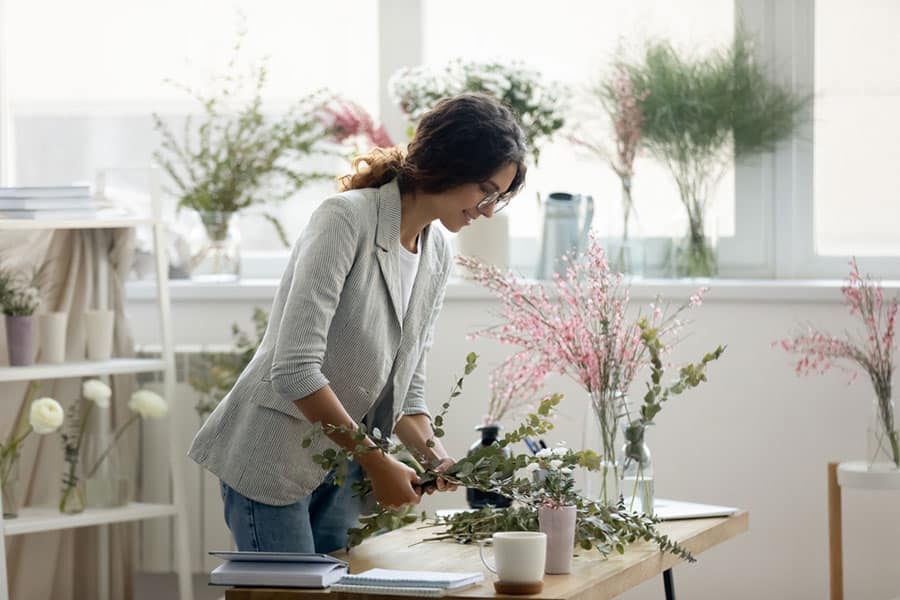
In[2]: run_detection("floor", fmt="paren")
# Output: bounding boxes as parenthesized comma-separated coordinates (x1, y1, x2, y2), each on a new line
(134, 573, 224, 600)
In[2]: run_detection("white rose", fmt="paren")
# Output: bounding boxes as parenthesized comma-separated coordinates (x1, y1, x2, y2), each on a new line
(552, 447, 569, 457)
(29, 397, 64, 434)
(523, 462, 541, 475)
(128, 389, 168, 419)
(536, 448, 552, 459)
(548, 459, 564, 471)
(82, 379, 112, 408)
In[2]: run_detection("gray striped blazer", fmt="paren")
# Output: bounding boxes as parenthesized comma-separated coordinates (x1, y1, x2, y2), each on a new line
(188, 179, 452, 505)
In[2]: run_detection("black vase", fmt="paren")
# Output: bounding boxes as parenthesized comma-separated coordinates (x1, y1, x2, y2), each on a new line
(465, 424, 513, 509)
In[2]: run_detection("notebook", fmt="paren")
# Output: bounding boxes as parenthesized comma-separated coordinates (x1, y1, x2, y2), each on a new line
(333, 568, 484, 595)
(652, 499, 738, 521)
(208, 551, 348, 588)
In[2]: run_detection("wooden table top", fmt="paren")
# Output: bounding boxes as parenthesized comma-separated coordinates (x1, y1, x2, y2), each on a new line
(225, 510, 749, 600)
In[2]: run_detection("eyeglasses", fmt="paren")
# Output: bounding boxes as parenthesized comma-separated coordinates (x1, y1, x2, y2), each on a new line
(475, 189, 514, 215)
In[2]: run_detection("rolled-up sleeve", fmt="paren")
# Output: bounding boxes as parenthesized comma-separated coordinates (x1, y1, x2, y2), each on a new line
(270, 198, 358, 402)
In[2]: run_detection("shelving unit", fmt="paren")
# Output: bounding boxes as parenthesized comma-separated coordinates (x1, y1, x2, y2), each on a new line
(0, 176, 194, 600)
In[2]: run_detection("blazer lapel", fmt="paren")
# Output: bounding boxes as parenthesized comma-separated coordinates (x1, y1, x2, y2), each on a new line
(375, 180, 404, 328)
(401, 224, 441, 332)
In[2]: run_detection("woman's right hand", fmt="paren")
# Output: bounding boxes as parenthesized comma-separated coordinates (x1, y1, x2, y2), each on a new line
(360, 452, 422, 509)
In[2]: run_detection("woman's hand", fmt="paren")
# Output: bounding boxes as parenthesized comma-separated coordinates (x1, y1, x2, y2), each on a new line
(431, 457, 459, 493)
(359, 452, 422, 509)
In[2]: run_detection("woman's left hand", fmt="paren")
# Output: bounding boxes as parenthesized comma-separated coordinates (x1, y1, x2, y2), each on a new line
(431, 457, 459, 493)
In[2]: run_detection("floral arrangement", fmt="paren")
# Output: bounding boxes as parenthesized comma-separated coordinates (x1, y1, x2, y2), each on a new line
(1, 383, 64, 516)
(318, 96, 394, 155)
(304, 353, 693, 562)
(457, 235, 724, 505)
(59, 380, 169, 512)
(574, 66, 648, 247)
(617, 31, 808, 276)
(777, 260, 899, 468)
(151, 30, 333, 247)
(485, 353, 546, 426)
(388, 59, 566, 164)
(0, 263, 45, 316)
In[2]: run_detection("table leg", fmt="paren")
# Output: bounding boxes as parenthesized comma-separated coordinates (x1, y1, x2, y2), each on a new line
(663, 568, 675, 600)
(828, 462, 842, 600)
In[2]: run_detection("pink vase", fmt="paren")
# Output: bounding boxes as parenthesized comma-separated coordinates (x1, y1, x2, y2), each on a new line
(5, 315, 35, 366)
(538, 504, 577, 574)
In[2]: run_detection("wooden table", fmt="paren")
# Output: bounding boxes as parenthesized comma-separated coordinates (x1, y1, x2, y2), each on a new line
(225, 511, 748, 600)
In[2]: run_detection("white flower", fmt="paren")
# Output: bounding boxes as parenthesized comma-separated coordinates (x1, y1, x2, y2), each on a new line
(552, 446, 569, 457)
(128, 389, 168, 419)
(548, 459, 564, 471)
(82, 379, 112, 408)
(29, 397, 64, 434)
(536, 448, 552, 459)
(523, 462, 541, 475)
(560, 467, 573, 475)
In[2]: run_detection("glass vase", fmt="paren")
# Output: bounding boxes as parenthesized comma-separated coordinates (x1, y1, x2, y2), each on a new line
(670, 201, 718, 278)
(1, 460, 20, 519)
(621, 422, 654, 514)
(191, 210, 241, 282)
(83, 405, 130, 508)
(606, 176, 645, 277)
(867, 396, 900, 471)
(59, 447, 86, 515)
(465, 424, 513, 509)
(580, 391, 624, 506)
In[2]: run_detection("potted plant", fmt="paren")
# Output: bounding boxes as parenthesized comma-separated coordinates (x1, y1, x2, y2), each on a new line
(0, 263, 44, 366)
(619, 30, 808, 276)
(152, 33, 333, 281)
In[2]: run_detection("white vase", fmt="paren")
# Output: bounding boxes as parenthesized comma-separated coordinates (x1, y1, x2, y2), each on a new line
(84, 309, 115, 360)
(39, 312, 67, 364)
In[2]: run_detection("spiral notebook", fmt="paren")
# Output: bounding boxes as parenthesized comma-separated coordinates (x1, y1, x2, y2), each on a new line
(331, 568, 484, 596)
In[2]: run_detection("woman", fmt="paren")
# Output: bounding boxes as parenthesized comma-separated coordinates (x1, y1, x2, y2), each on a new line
(189, 93, 527, 553)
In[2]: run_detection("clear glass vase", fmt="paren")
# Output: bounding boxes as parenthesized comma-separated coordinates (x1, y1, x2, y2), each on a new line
(606, 177, 645, 277)
(867, 396, 900, 471)
(59, 447, 86, 515)
(581, 391, 624, 506)
(671, 202, 718, 278)
(83, 405, 130, 508)
(2, 460, 20, 519)
(191, 210, 241, 282)
(621, 422, 654, 514)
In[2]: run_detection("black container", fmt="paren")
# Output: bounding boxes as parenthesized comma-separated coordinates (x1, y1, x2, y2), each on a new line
(465, 424, 513, 509)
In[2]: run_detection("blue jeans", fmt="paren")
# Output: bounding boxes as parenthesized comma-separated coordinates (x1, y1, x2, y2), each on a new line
(220, 460, 372, 553)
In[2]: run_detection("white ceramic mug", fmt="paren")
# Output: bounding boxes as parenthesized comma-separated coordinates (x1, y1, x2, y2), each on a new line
(84, 309, 115, 360)
(479, 531, 547, 584)
(39, 312, 67, 364)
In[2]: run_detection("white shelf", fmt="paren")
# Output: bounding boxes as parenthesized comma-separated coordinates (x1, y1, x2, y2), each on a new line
(837, 461, 900, 490)
(0, 215, 154, 231)
(3, 502, 178, 536)
(0, 358, 166, 383)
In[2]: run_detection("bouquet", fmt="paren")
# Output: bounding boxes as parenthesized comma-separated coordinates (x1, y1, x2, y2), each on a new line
(457, 234, 723, 504)
(388, 59, 566, 164)
(304, 354, 694, 562)
(777, 260, 899, 468)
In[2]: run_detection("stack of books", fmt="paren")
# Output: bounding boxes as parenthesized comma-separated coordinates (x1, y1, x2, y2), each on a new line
(208, 552, 349, 588)
(0, 185, 106, 220)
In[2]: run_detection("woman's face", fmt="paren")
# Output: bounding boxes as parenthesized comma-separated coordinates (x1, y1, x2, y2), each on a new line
(434, 162, 519, 233)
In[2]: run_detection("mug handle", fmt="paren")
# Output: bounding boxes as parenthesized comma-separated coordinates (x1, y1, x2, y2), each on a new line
(478, 540, 497, 574)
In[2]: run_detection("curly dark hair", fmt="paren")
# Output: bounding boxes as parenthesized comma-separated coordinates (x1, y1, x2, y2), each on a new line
(338, 93, 527, 197)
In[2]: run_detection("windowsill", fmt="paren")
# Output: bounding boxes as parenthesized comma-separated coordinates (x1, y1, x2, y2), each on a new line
(125, 277, 900, 304)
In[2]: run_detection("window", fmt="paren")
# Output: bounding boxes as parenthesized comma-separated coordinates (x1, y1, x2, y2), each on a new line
(421, 0, 736, 260)
(5, 0, 377, 255)
(813, 0, 900, 257)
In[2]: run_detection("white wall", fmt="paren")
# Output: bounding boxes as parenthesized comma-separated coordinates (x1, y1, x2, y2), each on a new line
(126, 280, 900, 599)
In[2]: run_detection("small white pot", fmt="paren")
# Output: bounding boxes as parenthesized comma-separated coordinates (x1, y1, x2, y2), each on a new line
(39, 312, 68, 364)
(84, 309, 115, 360)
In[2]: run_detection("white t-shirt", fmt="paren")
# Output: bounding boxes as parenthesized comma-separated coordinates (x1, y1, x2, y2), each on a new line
(397, 235, 421, 318)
